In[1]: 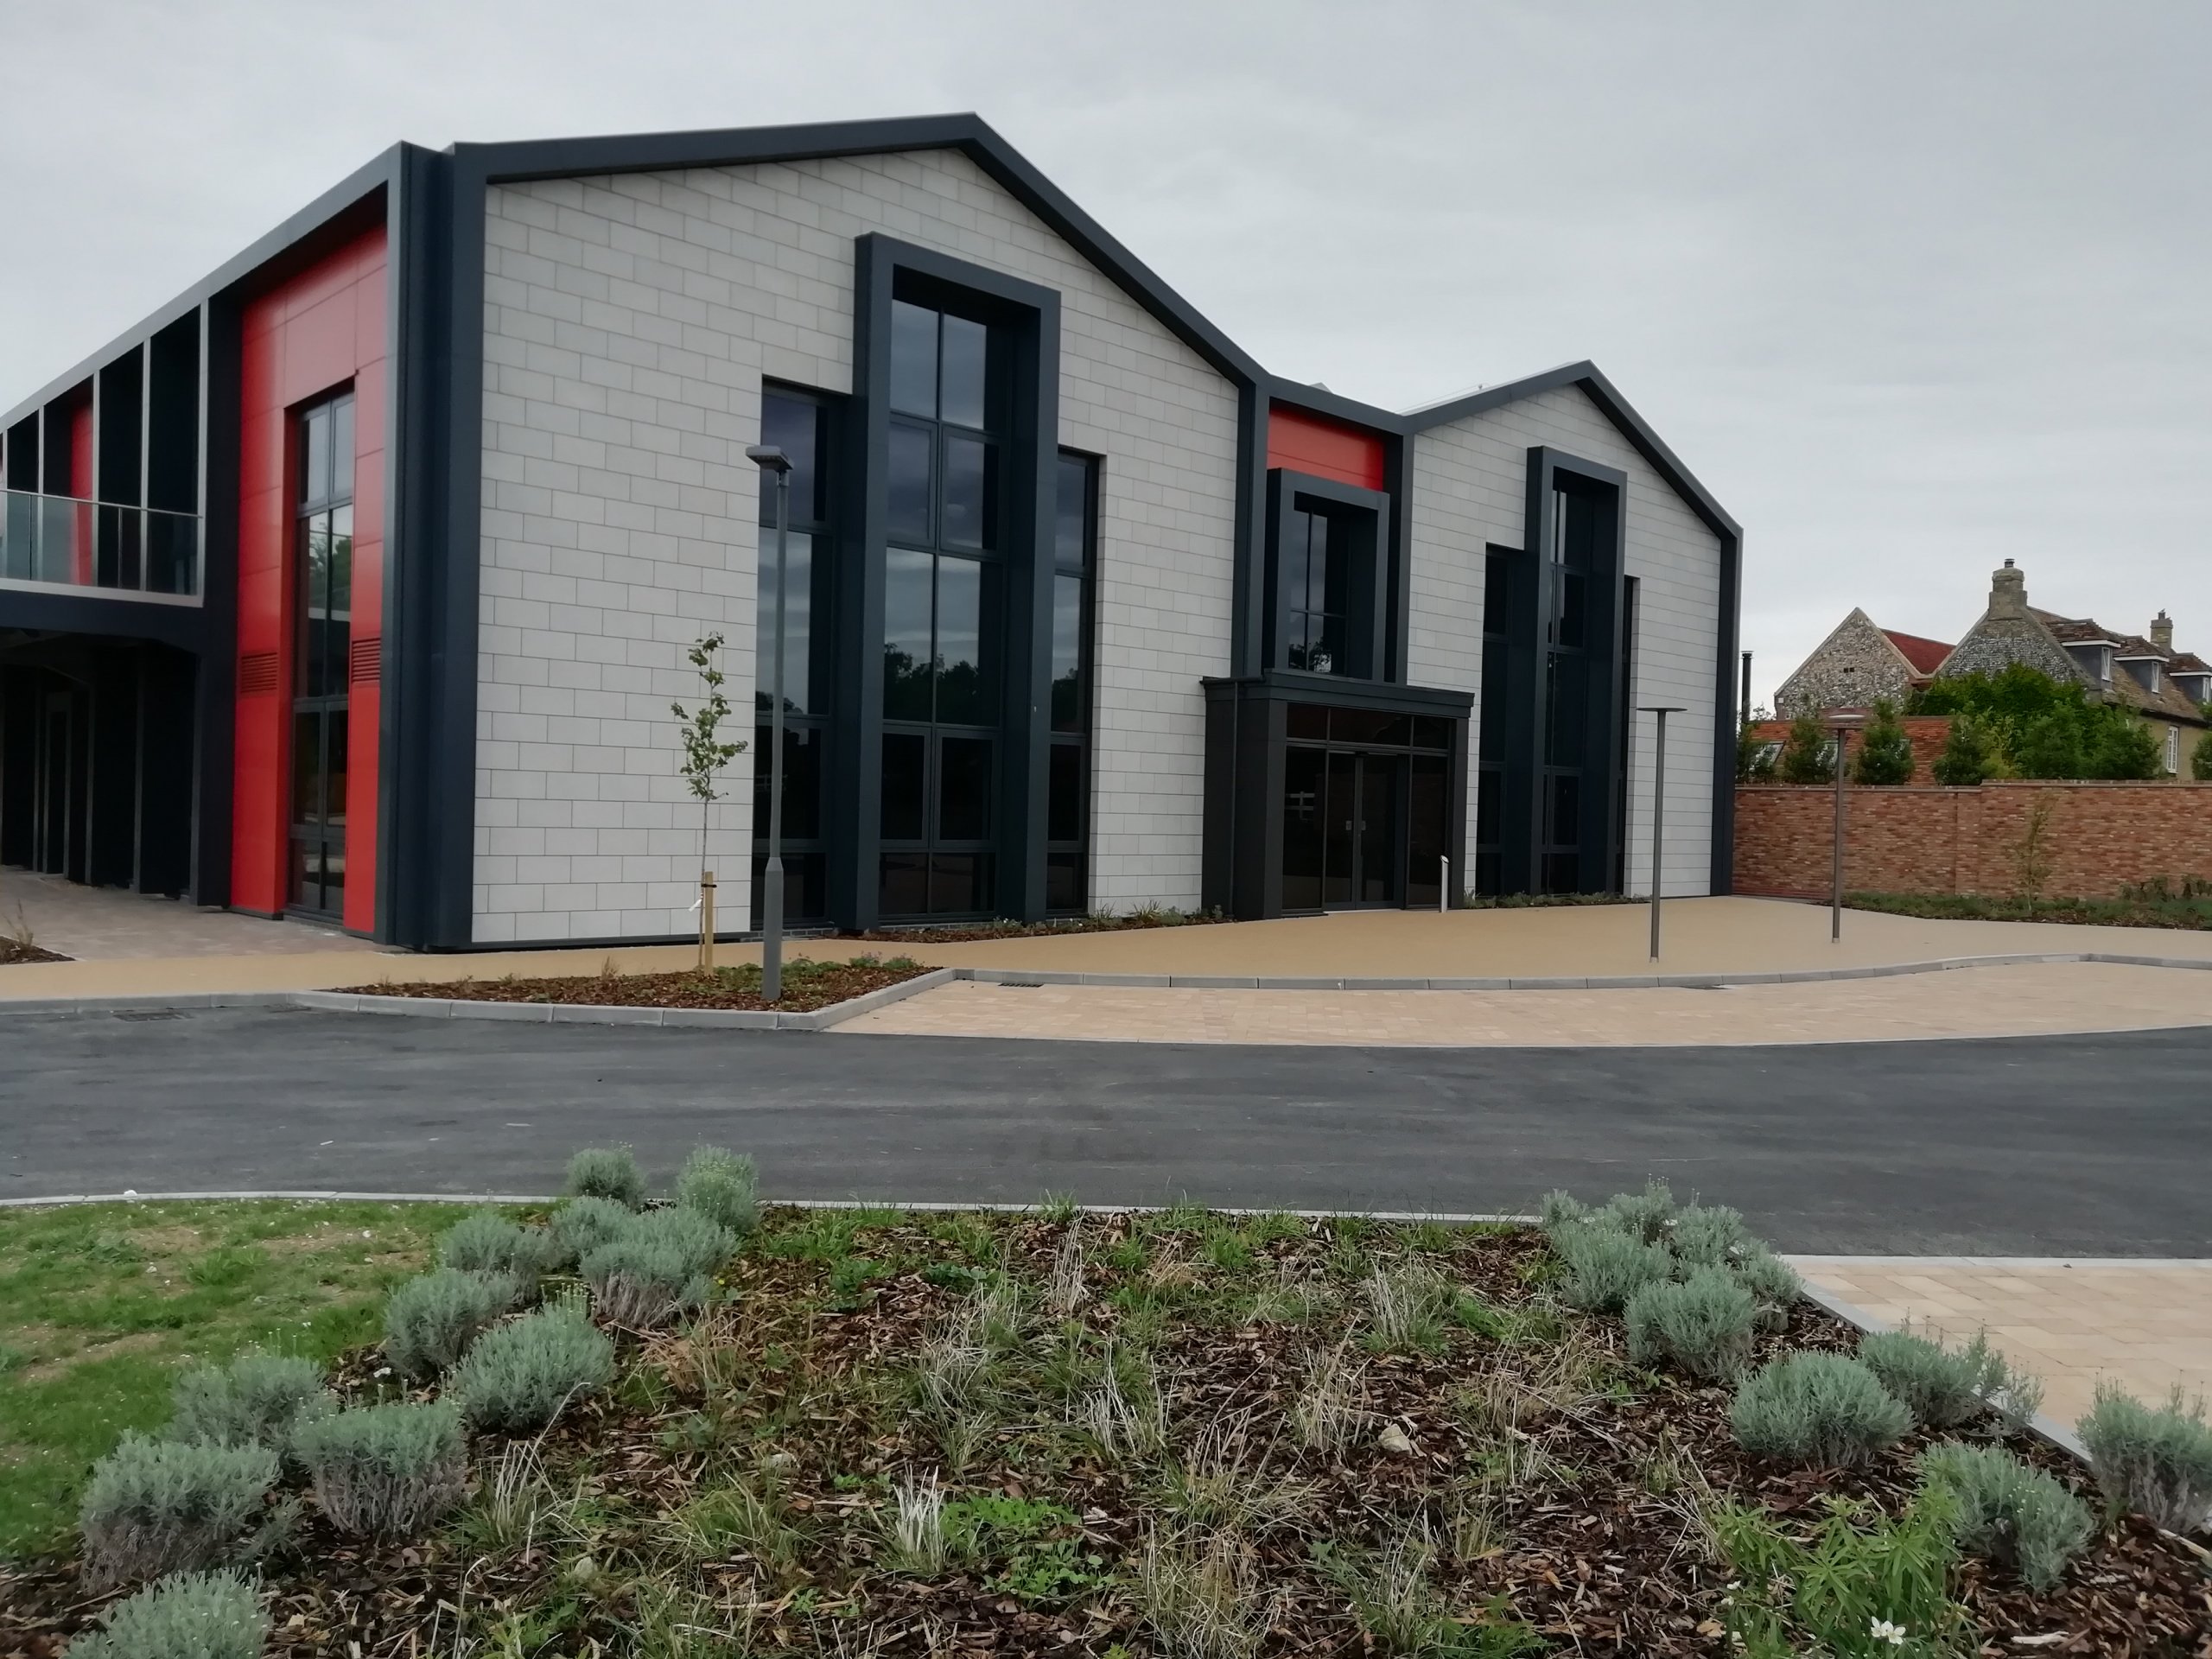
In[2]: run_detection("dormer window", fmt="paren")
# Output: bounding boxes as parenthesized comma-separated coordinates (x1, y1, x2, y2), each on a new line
(2064, 641, 2113, 685)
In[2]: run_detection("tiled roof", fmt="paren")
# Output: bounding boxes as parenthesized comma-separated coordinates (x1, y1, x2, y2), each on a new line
(2169, 650, 2211, 676)
(1880, 630, 1953, 676)
(2028, 610, 2209, 723)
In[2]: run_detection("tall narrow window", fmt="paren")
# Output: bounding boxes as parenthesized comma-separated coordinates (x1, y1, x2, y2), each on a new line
(1049, 452, 1097, 912)
(753, 387, 835, 925)
(289, 391, 353, 916)
(879, 298, 1005, 918)
(1473, 548, 1510, 897)
(1540, 485, 1599, 893)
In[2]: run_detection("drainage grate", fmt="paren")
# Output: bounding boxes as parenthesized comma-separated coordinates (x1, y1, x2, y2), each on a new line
(996, 978, 1046, 989)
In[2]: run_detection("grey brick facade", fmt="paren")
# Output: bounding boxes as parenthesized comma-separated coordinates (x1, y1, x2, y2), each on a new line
(474, 149, 1240, 944)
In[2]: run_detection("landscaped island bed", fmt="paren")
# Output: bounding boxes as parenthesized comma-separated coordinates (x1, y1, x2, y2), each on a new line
(3, 1175, 2206, 1658)
(342, 955, 931, 1013)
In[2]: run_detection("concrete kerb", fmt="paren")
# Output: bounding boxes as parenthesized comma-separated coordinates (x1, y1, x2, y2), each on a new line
(1793, 1274, 2092, 1465)
(3, 951, 2209, 1026)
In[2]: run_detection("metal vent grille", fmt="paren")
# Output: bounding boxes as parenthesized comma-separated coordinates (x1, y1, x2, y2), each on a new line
(349, 635, 382, 683)
(237, 652, 279, 696)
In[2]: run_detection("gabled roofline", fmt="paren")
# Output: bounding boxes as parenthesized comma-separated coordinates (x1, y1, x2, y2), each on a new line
(3, 147, 405, 432)
(449, 113, 1268, 389)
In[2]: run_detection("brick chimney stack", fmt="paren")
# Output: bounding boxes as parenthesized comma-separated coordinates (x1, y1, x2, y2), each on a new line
(2151, 610, 2174, 651)
(1989, 558, 2028, 620)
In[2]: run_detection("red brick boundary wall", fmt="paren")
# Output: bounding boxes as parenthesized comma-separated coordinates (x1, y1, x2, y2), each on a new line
(1734, 782, 2212, 900)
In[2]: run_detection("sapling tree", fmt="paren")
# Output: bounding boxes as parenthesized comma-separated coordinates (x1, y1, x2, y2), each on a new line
(671, 633, 747, 969)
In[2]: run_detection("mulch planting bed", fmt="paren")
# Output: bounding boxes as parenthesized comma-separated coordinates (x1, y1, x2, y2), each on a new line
(338, 955, 931, 1014)
(0, 938, 69, 966)
(1847, 892, 2212, 931)
(3, 1209, 2205, 1659)
(850, 911, 1225, 944)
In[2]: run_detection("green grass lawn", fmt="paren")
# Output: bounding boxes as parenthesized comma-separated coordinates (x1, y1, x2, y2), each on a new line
(0, 1198, 480, 1557)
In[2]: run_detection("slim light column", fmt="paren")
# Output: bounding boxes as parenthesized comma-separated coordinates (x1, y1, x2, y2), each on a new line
(745, 443, 792, 1001)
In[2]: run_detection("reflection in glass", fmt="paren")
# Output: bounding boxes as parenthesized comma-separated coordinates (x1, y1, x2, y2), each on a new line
(1281, 746, 1325, 912)
(930, 852, 991, 913)
(753, 723, 822, 840)
(939, 315, 988, 429)
(759, 394, 823, 523)
(933, 556, 995, 727)
(293, 712, 323, 823)
(940, 434, 995, 550)
(938, 737, 993, 842)
(889, 301, 938, 417)
(1046, 850, 1083, 912)
(1051, 573, 1083, 732)
(1048, 742, 1083, 842)
(880, 733, 926, 840)
(303, 404, 330, 503)
(332, 397, 354, 501)
(881, 548, 934, 721)
(1055, 454, 1090, 569)
(879, 850, 929, 916)
(755, 532, 813, 714)
(887, 423, 932, 545)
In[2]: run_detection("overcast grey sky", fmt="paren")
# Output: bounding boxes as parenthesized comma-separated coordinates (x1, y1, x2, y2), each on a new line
(5, 0, 2206, 706)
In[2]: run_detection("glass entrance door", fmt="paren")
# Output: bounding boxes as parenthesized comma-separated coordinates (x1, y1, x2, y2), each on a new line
(1316, 750, 1402, 909)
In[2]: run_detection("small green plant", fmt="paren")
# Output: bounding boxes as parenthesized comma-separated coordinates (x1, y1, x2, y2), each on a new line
(1726, 1244, 1803, 1332)
(827, 1255, 885, 1312)
(550, 1195, 636, 1265)
(1361, 1259, 1455, 1354)
(1716, 1491, 1967, 1658)
(1859, 1325, 2042, 1431)
(582, 1208, 733, 1327)
(167, 1353, 335, 1458)
(677, 1462, 806, 1580)
(1777, 709, 1835, 785)
(563, 1146, 646, 1209)
(382, 1267, 515, 1381)
(2076, 1382, 2212, 1534)
(1731, 1352, 1912, 1467)
(1548, 1223, 1672, 1314)
(1663, 1202, 1749, 1266)
(943, 1493, 1109, 1606)
(1624, 1268, 1758, 1382)
(878, 1471, 946, 1576)
(1599, 1179, 1678, 1243)
(1311, 1524, 1541, 1657)
(289, 1400, 467, 1538)
(68, 1569, 268, 1659)
(438, 1211, 560, 1289)
(1132, 1527, 1272, 1659)
(676, 1146, 760, 1236)
(1918, 1440, 2094, 1592)
(670, 632, 746, 970)
(2193, 727, 2212, 781)
(79, 1436, 279, 1591)
(1930, 712, 1997, 785)
(449, 1306, 615, 1433)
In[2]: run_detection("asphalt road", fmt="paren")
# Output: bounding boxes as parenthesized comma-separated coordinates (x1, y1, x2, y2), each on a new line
(2, 1006, 2205, 1256)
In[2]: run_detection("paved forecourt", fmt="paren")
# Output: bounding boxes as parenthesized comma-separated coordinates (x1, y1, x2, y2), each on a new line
(1796, 1258, 2212, 1442)
(836, 959, 2212, 1046)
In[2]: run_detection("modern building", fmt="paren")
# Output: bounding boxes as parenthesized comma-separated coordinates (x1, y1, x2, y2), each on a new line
(0, 116, 1743, 950)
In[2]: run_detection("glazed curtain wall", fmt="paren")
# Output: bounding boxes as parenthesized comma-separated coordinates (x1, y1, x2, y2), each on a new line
(232, 226, 388, 930)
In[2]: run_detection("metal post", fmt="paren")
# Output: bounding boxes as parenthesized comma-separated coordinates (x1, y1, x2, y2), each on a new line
(1830, 725, 1849, 943)
(762, 466, 790, 1004)
(1640, 706, 1684, 962)
(1438, 855, 1450, 913)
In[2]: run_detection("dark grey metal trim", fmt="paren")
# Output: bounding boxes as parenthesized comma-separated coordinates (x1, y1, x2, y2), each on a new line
(3, 149, 409, 433)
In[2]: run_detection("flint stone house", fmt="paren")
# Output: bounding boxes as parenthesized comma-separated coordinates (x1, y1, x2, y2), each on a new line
(1939, 562, 2209, 775)
(0, 116, 1744, 949)
(1773, 607, 1950, 717)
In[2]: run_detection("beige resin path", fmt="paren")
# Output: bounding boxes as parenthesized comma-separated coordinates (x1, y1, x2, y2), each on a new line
(1794, 1259, 2212, 1434)
(837, 959, 2212, 1046)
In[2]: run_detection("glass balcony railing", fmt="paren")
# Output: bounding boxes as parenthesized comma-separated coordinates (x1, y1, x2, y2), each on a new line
(0, 489, 202, 601)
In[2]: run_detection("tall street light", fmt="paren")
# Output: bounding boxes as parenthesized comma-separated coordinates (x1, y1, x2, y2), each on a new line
(1639, 706, 1686, 962)
(1827, 709, 1869, 943)
(745, 442, 791, 1003)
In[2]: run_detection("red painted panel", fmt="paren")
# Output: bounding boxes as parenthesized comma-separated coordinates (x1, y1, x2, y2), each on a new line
(1267, 403, 1386, 491)
(69, 398, 94, 582)
(232, 224, 389, 927)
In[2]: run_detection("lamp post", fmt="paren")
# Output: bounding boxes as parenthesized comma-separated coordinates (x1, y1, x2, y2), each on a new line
(745, 442, 792, 1003)
(1827, 709, 1869, 942)
(1640, 705, 1686, 961)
